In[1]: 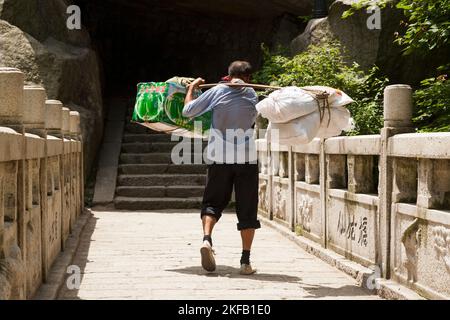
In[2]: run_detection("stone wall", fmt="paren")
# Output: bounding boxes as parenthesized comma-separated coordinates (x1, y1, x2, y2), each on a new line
(0, 68, 84, 300)
(257, 85, 450, 299)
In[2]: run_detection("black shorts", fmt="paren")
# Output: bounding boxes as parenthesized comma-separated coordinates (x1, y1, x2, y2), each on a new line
(201, 163, 261, 231)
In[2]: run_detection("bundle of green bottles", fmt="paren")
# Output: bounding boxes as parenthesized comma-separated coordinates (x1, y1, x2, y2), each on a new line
(131, 80, 212, 134)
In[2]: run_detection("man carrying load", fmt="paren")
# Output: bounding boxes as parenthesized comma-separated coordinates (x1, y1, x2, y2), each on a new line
(183, 61, 260, 275)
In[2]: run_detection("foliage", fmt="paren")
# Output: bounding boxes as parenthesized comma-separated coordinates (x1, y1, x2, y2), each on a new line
(413, 76, 450, 132)
(253, 42, 389, 135)
(395, 0, 450, 55)
(342, 0, 450, 56)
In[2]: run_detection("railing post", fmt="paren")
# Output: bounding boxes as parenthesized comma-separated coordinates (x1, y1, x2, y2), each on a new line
(320, 139, 327, 248)
(0, 67, 26, 299)
(45, 100, 64, 138)
(23, 86, 47, 137)
(44, 100, 63, 267)
(70, 111, 84, 215)
(288, 146, 295, 231)
(61, 107, 71, 244)
(0, 68, 24, 132)
(379, 85, 414, 278)
(23, 85, 47, 297)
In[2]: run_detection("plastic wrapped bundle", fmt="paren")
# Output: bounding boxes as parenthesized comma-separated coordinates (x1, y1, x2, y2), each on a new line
(257, 86, 354, 145)
(132, 81, 211, 138)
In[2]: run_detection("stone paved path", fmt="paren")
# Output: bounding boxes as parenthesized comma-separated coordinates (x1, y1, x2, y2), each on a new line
(58, 210, 381, 300)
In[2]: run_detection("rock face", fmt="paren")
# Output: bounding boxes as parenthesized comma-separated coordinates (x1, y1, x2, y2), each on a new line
(0, 0, 103, 177)
(0, 0, 90, 46)
(292, 0, 449, 85)
(291, 18, 333, 54)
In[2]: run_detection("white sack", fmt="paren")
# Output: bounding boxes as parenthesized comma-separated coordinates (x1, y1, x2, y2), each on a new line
(266, 112, 321, 145)
(301, 85, 354, 108)
(259, 85, 355, 146)
(256, 86, 318, 124)
(265, 107, 354, 145)
(315, 106, 354, 139)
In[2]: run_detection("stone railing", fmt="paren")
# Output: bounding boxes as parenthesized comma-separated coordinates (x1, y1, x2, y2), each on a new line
(257, 85, 450, 299)
(0, 68, 84, 299)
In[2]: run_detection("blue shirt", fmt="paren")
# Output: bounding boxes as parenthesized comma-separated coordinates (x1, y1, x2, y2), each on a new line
(183, 81, 258, 164)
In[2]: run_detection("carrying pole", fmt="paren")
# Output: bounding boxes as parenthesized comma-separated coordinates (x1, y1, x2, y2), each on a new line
(199, 83, 282, 91)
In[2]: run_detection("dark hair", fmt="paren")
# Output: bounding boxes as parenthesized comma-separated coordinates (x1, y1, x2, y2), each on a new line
(228, 61, 253, 78)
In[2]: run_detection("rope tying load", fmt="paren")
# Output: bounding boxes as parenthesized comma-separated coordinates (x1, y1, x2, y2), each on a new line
(300, 88, 331, 127)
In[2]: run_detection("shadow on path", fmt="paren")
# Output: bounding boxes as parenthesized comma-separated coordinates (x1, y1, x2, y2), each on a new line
(168, 266, 377, 298)
(300, 283, 377, 298)
(167, 265, 303, 283)
(58, 214, 99, 300)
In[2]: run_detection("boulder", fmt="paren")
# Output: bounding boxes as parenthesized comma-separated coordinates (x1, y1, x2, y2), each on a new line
(0, 20, 103, 176)
(291, 18, 332, 54)
(328, 0, 381, 69)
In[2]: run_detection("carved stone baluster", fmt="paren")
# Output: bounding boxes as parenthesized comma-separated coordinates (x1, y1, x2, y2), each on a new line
(327, 154, 346, 189)
(392, 158, 417, 203)
(294, 153, 305, 181)
(305, 154, 319, 184)
(418, 159, 450, 209)
(279, 152, 288, 178)
(348, 155, 374, 194)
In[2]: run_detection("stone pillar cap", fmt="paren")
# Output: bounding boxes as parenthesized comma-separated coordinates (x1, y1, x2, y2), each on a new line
(0, 68, 24, 124)
(385, 84, 412, 90)
(62, 107, 71, 133)
(45, 100, 63, 130)
(70, 111, 81, 134)
(384, 84, 413, 127)
(23, 85, 47, 127)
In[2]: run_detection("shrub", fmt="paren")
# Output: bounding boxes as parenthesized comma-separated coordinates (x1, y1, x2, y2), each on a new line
(413, 76, 450, 132)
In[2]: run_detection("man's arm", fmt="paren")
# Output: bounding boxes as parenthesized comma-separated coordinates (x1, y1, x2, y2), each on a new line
(183, 77, 217, 118)
(184, 77, 205, 105)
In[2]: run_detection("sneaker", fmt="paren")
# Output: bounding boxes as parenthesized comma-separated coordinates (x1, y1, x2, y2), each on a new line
(200, 240, 216, 272)
(240, 264, 257, 275)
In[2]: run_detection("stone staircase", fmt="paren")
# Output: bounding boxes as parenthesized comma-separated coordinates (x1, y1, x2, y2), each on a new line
(113, 109, 207, 210)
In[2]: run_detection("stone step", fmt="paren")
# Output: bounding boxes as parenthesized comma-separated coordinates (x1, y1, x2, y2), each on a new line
(125, 123, 158, 134)
(121, 142, 208, 153)
(116, 186, 205, 198)
(120, 153, 172, 164)
(121, 142, 178, 153)
(123, 134, 173, 143)
(114, 196, 203, 210)
(119, 164, 207, 175)
(120, 153, 206, 164)
(117, 174, 206, 186)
